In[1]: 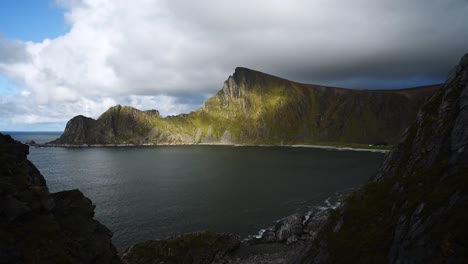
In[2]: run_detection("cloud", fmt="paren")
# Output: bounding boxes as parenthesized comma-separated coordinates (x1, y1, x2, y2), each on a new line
(0, 37, 30, 64)
(1, 0, 468, 130)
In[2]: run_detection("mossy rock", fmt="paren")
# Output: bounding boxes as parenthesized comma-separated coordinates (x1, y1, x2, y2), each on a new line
(122, 231, 240, 264)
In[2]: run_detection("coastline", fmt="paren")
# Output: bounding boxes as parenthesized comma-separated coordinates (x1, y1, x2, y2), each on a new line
(37, 142, 391, 153)
(280, 144, 390, 153)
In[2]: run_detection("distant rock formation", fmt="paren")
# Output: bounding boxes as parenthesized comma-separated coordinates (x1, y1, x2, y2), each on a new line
(24, 139, 37, 146)
(298, 54, 468, 263)
(49, 68, 439, 146)
(52, 107, 161, 145)
(0, 133, 121, 264)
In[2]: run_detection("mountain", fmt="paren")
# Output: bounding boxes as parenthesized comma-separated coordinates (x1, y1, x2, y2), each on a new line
(49, 68, 439, 146)
(298, 54, 468, 263)
(0, 133, 121, 263)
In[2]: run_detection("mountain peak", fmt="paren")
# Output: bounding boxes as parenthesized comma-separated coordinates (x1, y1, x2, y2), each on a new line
(447, 53, 468, 83)
(231, 67, 258, 85)
(232, 66, 283, 82)
(234, 66, 254, 73)
(218, 67, 290, 101)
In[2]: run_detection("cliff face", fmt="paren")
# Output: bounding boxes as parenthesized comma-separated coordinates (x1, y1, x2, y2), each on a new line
(0, 133, 121, 264)
(53, 106, 161, 145)
(197, 68, 438, 145)
(50, 68, 439, 146)
(299, 54, 468, 263)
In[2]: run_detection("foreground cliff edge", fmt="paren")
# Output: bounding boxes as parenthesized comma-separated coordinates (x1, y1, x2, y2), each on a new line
(0, 133, 120, 263)
(48, 67, 439, 146)
(297, 53, 468, 263)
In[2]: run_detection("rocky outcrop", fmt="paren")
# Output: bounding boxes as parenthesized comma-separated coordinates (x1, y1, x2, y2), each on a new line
(298, 54, 468, 263)
(50, 105, 162, 145)
(374, 53, 468, 264)
(245, 208, 332, 247)
(57, 115, 97, 144)
(49, 68, 439, 146)
(275, 213, 304, 243)
(121, 232, 240, 264)
(119, 206, 334, 264)
(374, 53, 468, 182)
(25, 139, 37, 146)
(207, 208, 331, 264)
(0, 133, 121, 264)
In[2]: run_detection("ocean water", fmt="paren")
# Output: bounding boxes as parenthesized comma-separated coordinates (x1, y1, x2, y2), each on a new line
(3, 131, 62, 144)
(4, 131, 385, 251)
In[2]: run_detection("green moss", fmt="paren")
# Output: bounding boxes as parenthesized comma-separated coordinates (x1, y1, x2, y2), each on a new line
(311, 149, 466, 263)
(324, 179, 398, 264)
(123, 232, 238, 264)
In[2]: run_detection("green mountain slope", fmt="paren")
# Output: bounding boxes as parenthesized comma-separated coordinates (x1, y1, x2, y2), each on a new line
(299, 53, 468, 263)
(50, 68, 439, 146)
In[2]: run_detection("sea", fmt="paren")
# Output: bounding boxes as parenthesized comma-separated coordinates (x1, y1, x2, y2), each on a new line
(3, 131, 385, 251)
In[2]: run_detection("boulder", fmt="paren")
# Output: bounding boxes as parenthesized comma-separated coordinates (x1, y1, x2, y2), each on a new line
(286, 235, 299, 245)
(259, 230, 277, 243)
(304, 209, 332, 240)
(25, 140, 37, 146)
(275, 213, 304, 242)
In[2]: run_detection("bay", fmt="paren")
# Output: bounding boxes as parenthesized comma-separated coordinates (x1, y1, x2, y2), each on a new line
(5, 132, 384, 251)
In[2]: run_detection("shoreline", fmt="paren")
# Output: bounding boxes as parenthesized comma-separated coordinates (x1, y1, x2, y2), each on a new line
(35, 142, 390, 153)
(118, 193, 349, 263)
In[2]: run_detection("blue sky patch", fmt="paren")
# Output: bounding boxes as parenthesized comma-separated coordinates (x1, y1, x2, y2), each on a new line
(0, 0, 69, 41)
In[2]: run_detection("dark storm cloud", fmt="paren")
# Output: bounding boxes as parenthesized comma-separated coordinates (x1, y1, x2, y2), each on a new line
(163, 0, 468, 88)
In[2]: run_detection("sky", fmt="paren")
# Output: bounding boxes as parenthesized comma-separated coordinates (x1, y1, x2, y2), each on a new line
(0, 0, 467, 131)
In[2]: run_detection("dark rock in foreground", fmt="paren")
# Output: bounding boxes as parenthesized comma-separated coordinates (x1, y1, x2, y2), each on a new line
(0, 133, 121, 264)
(121, 231, 240, 264)
(218, 207, 334, 263)
(120, 206, 336, 264)
(275, 213, 304, 243)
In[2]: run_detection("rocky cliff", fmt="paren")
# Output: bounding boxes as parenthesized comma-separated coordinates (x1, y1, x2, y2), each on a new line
(0, 133, 121, 264)
(54, 106, 161, 145)
(49, 68, 439, 146)
(298, 54, 468, 263)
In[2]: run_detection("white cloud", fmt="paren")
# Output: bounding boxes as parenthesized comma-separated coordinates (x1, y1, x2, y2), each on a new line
(126, 94, 205, 116)
(0, 0, 468, 130)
